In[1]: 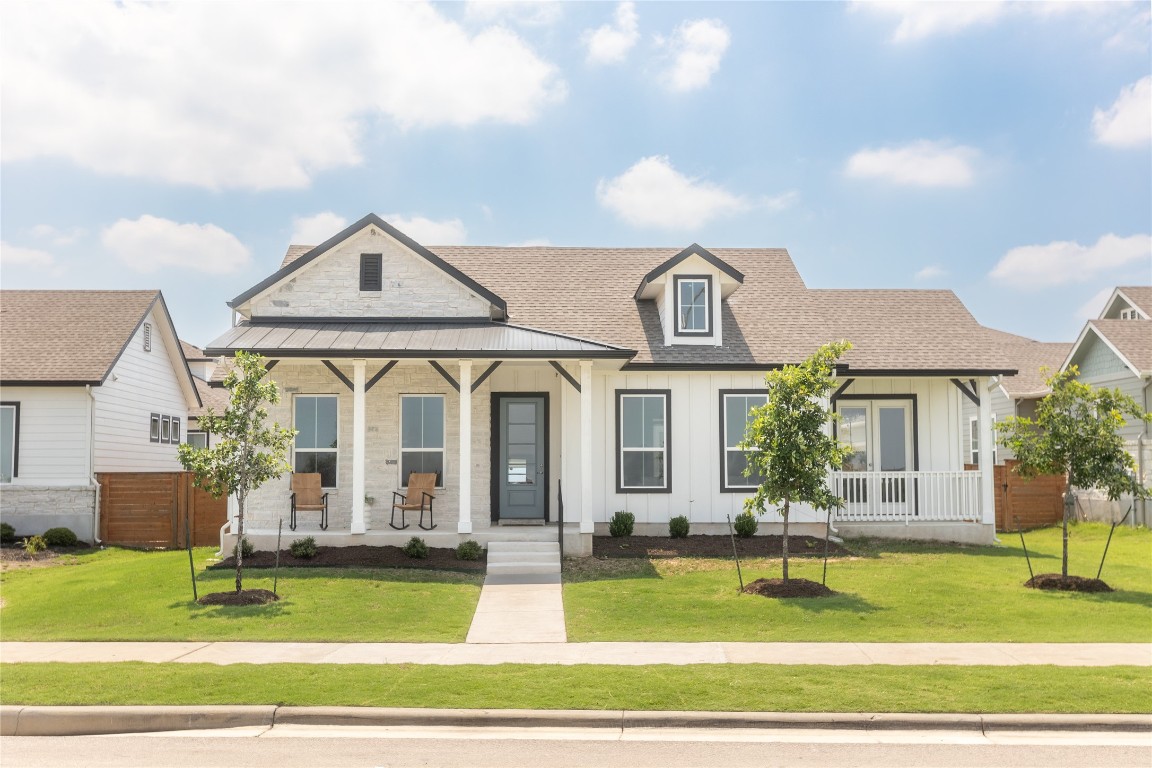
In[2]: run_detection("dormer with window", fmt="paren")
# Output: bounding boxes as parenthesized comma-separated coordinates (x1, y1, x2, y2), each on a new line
(1099, 287, 1150, 321)
(634, 244, 743, 347)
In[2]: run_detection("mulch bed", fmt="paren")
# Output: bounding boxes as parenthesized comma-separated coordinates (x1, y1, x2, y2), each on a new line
(1025, 573, 1113, 593)
(594, 534, 851, 559)
(197, 589, 280, 606)
(743, 577, 837, 599)
(211, 545, 485, 572)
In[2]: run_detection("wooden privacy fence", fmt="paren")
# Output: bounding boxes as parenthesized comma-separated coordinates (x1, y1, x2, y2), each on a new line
(992, 460, 1066, 531)
(98, 472, 227, 549)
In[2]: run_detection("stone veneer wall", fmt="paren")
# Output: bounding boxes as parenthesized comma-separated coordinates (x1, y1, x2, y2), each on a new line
(245, 362, 492, 532)
(0, 485, 97, 542)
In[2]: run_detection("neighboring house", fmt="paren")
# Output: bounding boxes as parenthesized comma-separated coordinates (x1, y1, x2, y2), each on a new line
(182, 340, 230, 449)
(205, 213, 1025, 552)
(1061, 286, 1152, 526)
(0, 290, 201, 542)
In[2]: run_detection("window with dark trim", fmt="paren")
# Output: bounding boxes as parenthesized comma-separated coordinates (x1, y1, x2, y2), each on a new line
(186, 431, 208, 450)
(150, 413, 161, 443)
(360, 253, 383, 291)
(143, 322, 152, 352)
(160, 416, 171, 444)
(171, 417, 181, 445)
(0, 402, 19, 483)
(400, 394, 445, 487)
(720, 391, 767, 492)
(673, 275, 712, 336)
(616, 390, 671, 492)
(295, 394, 339, 487)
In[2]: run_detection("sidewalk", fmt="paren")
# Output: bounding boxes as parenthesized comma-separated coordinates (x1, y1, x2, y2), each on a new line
(3, 641, 1149, 666)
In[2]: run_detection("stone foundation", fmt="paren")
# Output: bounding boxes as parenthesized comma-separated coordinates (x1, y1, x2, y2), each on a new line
(0, 485, 97, 543)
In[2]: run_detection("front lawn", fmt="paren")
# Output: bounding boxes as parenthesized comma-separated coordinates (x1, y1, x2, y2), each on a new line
(2, 663, 1148, 713)
(564, 523, 1152, 642)
(0, 547, 482, 642)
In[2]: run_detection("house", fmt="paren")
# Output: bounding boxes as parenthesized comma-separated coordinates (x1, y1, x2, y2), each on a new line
(181, 340, 229, 449)
(1060, 286, 1151, 526)
(0, 291, 201, 542)
(204, 213, 1025, 553)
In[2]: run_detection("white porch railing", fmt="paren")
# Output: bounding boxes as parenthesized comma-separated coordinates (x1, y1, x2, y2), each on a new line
(828, 471, 982, 523)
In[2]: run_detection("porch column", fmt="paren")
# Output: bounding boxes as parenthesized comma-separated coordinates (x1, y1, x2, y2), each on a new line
(458, 360, 473, 534)
(978, 377, 996, 526)
(351, 359, 367, 534)
(579, 361, 594, 534)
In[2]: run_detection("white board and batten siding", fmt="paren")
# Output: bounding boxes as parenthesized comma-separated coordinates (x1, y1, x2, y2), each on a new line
(92, 307, 189, 472)
(0, 387, 91, 485)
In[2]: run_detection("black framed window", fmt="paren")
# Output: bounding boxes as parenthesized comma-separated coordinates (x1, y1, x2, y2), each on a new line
(616, 390, 671, 492)
(720, 391, 767, 492)
(295, 395, 339, 487)
(0, 402, 19, 482)
(400, 394, 445, 487)
(171, 417, 181, 444)
(150, 413, 161, 443)
(160, 416, 171, 444)
(360, 253, 383, 291)
(673, 275, 712, 336)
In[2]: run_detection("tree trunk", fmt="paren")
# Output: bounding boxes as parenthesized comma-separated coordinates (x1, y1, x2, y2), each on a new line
(1062, 487, 1073, 580)
(782, 497, 790, 583)
(235, 491, 245, 594)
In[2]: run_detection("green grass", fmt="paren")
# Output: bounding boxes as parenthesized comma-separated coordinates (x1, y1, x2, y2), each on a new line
(564, 523, 1152, 642)
(1, 663, 1147, 713)
(0, 547, 482, 642)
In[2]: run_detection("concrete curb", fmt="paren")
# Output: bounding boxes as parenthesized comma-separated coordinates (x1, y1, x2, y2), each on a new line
(2, 706, 1150, 736)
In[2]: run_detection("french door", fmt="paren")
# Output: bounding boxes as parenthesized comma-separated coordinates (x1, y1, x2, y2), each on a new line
(837, 399, 914, 514)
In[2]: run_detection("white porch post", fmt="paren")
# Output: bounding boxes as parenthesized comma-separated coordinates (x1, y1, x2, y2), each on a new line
(579, 361, 594, 534)
(458, 360, 473, 535)
(978, 376, 996, 526)
(351, 359, 367, 534)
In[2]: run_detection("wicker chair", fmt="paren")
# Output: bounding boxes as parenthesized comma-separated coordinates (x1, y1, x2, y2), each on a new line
(289, 473, 329, 531)
(391, 472, 437, 531)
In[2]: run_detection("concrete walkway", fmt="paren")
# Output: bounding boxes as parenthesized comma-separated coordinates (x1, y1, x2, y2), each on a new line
(465, 574, 567, 644)
(2, 642, 1148, 666)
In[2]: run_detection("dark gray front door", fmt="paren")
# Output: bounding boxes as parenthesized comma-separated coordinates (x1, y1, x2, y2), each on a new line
(497, 396, 547, 520)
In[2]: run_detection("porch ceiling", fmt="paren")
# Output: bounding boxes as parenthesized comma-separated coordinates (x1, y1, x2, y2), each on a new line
(204, 320, 635, 359)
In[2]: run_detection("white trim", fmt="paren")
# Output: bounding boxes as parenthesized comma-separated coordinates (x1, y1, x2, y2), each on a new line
(458, 360, 473, 535)
(1062, 322, 1144, 378)
(579, 361, 594, 534)
(674, 277, 710, 335)
(293, 393, 340, 489)
(722, 392, 766, 491)
(351, 359, 366, 535)
(978, 377, 995, 525)
(618, 392, 669, 490)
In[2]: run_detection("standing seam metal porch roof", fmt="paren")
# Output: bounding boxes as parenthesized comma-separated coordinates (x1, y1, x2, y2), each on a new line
(204, 320, 635, 358)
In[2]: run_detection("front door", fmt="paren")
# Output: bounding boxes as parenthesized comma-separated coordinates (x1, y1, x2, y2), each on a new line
(838, 400, 914, 516)
(495, 395, 547, 521)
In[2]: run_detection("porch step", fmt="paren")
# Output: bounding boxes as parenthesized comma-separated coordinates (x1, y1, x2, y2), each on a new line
(485, 540, 561, 576)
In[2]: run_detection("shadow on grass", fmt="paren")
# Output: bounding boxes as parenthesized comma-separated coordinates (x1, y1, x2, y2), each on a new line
(763, 592, 882, 615)
(176, 598, 294, 621)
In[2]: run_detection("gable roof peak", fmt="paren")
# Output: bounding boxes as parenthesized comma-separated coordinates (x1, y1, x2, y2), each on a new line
(634, 243, 746, 299)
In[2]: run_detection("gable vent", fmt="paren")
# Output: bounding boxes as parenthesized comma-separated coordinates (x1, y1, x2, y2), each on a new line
(360, 253, 383, 291)
(143, 322, 152, 352)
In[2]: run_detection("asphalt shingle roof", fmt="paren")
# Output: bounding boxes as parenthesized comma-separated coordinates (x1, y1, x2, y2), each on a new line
(1117, 286, 1152, 316)
(0, 290, 159, 383)
(1089, 319, 1152, 374)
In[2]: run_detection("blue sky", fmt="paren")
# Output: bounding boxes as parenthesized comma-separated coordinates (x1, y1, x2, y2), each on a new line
(2, 1, 1149, 348)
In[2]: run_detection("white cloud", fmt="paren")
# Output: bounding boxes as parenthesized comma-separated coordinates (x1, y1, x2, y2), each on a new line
(0, 241, 58, 272)
(855, 1, 1005, 42)
(28, 224, 85, 246)
(101, 216, 251, 275)
(989, 233, 1152, 289)
(845, 140, 980, 187)
(505, 238, 553, 247)
(383, 215, 468, 245)
(1075, 286, 1115, 320)
(1092, 76, 1152, 149)
(658, 18, 730, 92)
(914, 265, 948, 282)
(291, 212, 349, 246)
(584, 2, 640, 65)
(596, 155, 755, 230)
(465, 1, 563, 28)
(1, 2, 566, 190)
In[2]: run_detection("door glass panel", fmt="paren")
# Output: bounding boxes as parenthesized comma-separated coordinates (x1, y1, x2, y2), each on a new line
(878, 407, 908, 471)
(507, 403, 535, 424)
(507, 458, 528, 484)
(840, 407, 868, 471)
(507, 424, 535, 444)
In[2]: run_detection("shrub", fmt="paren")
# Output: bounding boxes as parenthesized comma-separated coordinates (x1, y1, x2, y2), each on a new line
(290, 537, 318, 559)
(403, 536, 429, 559)
(42, 527, 79, 547)
(733, 511, 758, 538)
(233, 537, 255, 559)
(456, 540, 483, 561)
(0, 522, 16, 543)
(668, 515, 689, 539)
(22, 535, 47, 556)
(609, 510, 635, 538)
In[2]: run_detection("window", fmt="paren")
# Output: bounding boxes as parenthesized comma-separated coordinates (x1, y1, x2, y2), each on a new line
(721, 392, 767, 491)
(1, 402, 19, 483)
(969, 416, 997, 467)
(400, 395, 445, 486)
(185, 431, 208, 450)
(295, 395, 339, 487)
(673, 275, 712, 335)
(143, 322, 152, 352)
(150, 413, 161, 443)
(1120, 308, 1142, 320)
(171, 417, 181, 444)
(360, 253, 383, 291)
(616, 390, 671, 492)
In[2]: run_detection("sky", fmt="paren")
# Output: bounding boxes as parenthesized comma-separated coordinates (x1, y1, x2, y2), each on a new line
(1, 1, 1149, 349)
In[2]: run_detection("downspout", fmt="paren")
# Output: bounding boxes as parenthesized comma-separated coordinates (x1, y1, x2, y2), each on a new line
(86, 385, 101, 546)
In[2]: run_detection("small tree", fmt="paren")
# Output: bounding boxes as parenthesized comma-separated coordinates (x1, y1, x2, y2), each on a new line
(742, 341, 852, 582)
(178, 351, 295, 594)
(999, 366, 1150, 579)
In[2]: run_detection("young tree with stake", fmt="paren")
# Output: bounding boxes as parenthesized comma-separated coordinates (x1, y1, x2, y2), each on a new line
(742, 341, 851, 583)
(178, 351, 295, 594)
